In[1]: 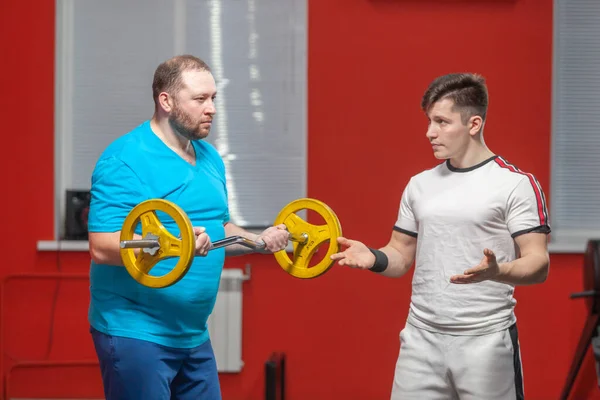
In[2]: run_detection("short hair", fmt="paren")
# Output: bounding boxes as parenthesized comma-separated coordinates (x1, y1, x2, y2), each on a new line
(152, 55, 212, 106)
(421, 73, 488, 125)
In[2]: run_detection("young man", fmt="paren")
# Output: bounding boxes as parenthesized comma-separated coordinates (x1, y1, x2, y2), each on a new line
(331, 73, 550, 400)
(87, 55, 290, 400)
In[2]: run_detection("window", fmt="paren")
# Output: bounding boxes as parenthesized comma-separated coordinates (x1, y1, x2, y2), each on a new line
(51, 0, 307, 245)
(550, 0, 600, 253)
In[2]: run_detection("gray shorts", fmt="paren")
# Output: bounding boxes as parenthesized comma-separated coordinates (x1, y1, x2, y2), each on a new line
(391, 323, 524, 400)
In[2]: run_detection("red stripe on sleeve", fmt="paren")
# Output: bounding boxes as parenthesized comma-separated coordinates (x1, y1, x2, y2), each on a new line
(494, 158, 547, 225)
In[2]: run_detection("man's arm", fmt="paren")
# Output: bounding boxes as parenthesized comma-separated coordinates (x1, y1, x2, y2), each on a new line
(89, 231, 140, 266)
(90, 221, 289, 264)
(222, 223, 262, 256)
(373, 230, 418, 278)
(90, 226, 212, 266)
(496, 232, 550, 285)
(450, 232, 550, 285)
(330, 230, 418, 278)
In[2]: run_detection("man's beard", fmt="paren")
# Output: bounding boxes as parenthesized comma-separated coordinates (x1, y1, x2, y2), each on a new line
(168, 102, 209, 140)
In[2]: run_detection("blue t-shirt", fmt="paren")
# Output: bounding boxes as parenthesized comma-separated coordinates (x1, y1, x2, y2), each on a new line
(87, 120, 230, 348)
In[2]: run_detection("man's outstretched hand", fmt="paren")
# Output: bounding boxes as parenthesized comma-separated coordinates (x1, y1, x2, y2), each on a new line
(450, 248, 500, 284)
(330, 237, 375, 270)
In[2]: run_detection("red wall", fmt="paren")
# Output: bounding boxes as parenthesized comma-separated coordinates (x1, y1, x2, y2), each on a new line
(1, 0, 598, 399)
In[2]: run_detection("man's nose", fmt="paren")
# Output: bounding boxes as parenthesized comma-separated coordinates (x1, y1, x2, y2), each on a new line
(426, 125, 438, 140)
(205, 99, 216, 115)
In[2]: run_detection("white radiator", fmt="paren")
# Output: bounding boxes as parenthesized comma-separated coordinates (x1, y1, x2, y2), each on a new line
(207, 268, 246, 372)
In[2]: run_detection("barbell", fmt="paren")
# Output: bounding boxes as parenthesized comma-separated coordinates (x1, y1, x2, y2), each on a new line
(119, 198, 342, 288)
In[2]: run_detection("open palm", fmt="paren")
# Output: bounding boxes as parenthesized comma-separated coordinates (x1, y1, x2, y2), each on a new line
(450, 248, 500, 284)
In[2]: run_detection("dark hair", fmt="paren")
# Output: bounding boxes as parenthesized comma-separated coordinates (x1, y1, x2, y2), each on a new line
(152, 55, 212, 107)
(421, 73, 488, 125)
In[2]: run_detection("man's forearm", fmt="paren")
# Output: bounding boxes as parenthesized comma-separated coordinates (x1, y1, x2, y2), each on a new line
(374, 246, 413, 278)
(496, 253, 549, 285)
(89, 231, 142, 266)
(222, 223, 263, 256)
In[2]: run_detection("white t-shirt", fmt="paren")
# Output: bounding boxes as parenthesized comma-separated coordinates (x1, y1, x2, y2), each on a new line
(395, 155, 550, 335)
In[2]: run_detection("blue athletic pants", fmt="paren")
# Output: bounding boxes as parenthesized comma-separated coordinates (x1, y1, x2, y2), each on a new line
(90, 327, 222, 400)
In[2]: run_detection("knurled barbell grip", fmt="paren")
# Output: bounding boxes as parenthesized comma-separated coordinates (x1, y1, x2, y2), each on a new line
(210, 236, 266, 250)
(210, 232, 308, 250)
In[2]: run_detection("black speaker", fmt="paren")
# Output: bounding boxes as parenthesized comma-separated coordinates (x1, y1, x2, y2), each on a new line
(64, 190, 91, 240)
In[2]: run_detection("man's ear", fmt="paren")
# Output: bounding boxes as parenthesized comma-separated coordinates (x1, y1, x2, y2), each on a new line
(158, 92, 174, 113)
(469, 115, 484, 136)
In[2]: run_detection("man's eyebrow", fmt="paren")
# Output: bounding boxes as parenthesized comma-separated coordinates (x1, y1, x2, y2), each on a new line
(428, 113, 445, 120)
(193, 91, 217, 97)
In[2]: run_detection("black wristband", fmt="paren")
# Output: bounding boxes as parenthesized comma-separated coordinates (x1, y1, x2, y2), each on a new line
(368, 248, 389, 273)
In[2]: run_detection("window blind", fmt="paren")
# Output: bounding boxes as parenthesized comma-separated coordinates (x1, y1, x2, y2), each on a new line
(550, 0, 600, 253)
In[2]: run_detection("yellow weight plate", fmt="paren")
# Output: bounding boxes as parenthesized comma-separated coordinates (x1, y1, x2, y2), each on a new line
(119, 199, 195, 288)
(273, 198, 342, 278)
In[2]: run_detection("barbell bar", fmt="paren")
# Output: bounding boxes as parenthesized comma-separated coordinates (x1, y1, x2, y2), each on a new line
(120, 232, 310, 252)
